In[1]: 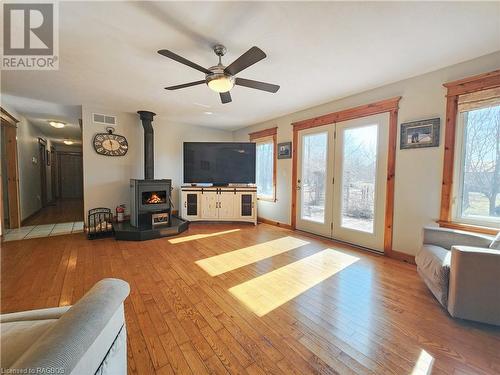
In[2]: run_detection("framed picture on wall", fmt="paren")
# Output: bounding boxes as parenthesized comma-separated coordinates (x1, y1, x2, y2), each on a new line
(400, 118, 440, 149)
(278, 142, 292, 159)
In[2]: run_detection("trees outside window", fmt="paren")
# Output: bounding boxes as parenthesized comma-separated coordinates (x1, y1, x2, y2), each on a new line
(456, 104, 500, 226)
(256, 139, 275, 199)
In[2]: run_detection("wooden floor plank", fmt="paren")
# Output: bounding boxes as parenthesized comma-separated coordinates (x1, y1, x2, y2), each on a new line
(2, 223, 500, 375)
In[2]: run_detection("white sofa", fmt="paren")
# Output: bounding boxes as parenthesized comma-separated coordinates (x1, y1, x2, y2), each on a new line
(416, 226, 500, 326)
(1, 278, 130, 375)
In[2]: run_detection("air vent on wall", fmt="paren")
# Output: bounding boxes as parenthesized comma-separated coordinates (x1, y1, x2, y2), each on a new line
(93, 113, 116, 125)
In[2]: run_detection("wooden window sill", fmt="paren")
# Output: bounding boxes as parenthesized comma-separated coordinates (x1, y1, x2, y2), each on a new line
(437, 220, 499, 235)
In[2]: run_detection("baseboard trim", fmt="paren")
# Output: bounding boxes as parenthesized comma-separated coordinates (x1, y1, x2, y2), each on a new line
(257, 217, 292, 230)
(388, 249, 415, 265)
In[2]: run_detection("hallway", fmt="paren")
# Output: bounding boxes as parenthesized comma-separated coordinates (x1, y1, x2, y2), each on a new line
(22, 199, 83, 226)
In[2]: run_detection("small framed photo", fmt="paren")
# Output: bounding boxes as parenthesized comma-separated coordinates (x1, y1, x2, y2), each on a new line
(277, 142, 292, 159)
(400, 118, 440, 149)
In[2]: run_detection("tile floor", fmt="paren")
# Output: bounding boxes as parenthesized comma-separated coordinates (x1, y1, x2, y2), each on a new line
(3, 221, 84, 242)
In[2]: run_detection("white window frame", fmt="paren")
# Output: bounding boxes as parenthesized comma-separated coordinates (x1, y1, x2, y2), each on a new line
(452, 103, 500, 228)
(254, 135, 276, 202)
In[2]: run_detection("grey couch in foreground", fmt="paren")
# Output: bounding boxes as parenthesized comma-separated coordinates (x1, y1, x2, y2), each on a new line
(1, 278, 130, 375)
(416, 226, 500, 326)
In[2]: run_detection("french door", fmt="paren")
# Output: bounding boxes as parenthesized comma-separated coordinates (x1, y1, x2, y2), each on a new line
(296, 125, 335, 237)
(296, 113, 389, 252)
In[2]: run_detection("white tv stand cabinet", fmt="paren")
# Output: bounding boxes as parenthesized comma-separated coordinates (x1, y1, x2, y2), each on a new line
(180, 186, 257, 225)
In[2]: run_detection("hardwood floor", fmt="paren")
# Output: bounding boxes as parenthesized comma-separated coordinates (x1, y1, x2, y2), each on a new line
(2, 223, 499, 374)
(22, 199, 84, 226)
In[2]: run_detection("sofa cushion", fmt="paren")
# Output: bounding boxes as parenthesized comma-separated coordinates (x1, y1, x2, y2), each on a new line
(0, 319, 57, 369)
(416, 244, 451, 307)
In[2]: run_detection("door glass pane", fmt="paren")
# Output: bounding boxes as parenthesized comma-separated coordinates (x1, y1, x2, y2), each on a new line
(301, 132, 328, 223)
(458, 104, 500, 223)
(256, 141, 274, 198)
(341, 125, 378, 233)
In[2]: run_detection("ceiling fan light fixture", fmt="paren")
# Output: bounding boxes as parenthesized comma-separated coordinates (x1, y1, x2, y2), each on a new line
(49, 121, 65, 128)
(207, 75, 234, 93)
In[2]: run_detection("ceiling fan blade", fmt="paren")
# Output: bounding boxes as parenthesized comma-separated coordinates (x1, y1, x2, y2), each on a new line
(235, 78, 280, 93)
(158, 49, 212, 75)
(220, 91, 232, 104)
(224, 46, 266, 76)
(164, 80, 206, 90)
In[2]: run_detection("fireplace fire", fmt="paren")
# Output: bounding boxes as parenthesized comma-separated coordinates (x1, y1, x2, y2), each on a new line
(142, 191, 166, 205)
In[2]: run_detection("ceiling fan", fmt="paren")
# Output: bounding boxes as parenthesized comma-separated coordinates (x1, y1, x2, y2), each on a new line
(158, 45, 280, 104)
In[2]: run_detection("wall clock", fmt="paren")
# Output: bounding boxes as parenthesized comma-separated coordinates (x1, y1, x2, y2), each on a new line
(93, 127, 128, 156)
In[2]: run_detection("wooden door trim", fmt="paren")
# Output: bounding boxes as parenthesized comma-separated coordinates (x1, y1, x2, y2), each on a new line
(0, 107, 21, 230)
(291, 97, 401, 256)
(291, 97, 401, 130)
(1, 108, 19, 127)
(439, 70, 500, 231)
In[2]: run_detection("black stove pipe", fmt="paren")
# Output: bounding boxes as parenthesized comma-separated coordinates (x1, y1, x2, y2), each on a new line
(137, 110, 156, 180)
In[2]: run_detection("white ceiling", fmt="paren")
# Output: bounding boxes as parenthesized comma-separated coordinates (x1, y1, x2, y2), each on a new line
(1, 94, 82, 144)
(1, 1, 499, 130)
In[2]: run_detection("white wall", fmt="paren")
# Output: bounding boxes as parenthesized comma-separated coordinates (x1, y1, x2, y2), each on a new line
(12, 112, 55, 221)
(82, 107, 142, 220)
(234, 51, 500, 256)
(82, 107, 233, 221)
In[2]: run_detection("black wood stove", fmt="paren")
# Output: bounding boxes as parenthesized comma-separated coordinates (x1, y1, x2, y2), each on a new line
(114, 111, 188, 240)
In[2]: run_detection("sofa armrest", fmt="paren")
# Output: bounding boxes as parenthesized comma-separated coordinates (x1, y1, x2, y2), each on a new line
(0, 306, 71, 323)
(448, 246, 500, 326)
(422, 226, 493, 250)
(10, 278, 130, 374)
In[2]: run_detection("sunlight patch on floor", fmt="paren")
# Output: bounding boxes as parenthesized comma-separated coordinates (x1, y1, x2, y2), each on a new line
(195, 236, 309, 276)
(229, 248, 359, 316)
(411, 350, 434, 375)
(168, 229, 240, 244)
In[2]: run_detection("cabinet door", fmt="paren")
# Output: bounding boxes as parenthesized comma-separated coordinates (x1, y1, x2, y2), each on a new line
(201, 192, 218, 219)
(218, 192, 236, 219)
(182, 192, 199, 220)
(238, 193, 256, 218)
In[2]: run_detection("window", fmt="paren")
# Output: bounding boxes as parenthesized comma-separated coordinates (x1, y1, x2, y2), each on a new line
(454, 100, 500, 227)
(249, 127, 277, 201)
(440, 71, 500, 233)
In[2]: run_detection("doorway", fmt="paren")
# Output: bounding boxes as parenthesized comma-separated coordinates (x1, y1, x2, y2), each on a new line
(295, 113, 389, 252)
(58, 152, 83, 199)
(38, 138, 48, 207)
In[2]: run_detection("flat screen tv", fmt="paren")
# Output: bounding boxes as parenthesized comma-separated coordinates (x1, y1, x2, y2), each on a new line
(184, 142, 256, 185)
